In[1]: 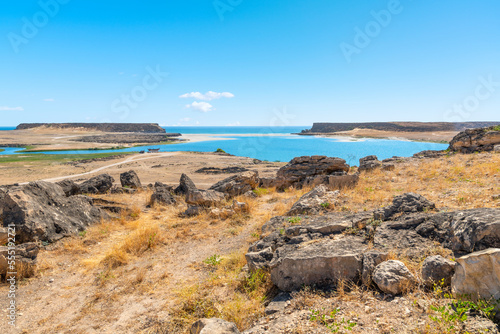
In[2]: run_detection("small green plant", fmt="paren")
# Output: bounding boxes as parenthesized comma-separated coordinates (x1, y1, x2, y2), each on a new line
(215, 148, 226, 153)
(309, 308, 357, 332)
(491, 125, 500, 131)
(279, 228, 285, 235)
(344, 227, 360, 235)
(252, 187, 269, 197)
(78, 230, 87, 238)
(251, 232, 260, 238)
(288, 216, 302, 224)
(321, 202, 330, 208)
(203, 254, 222, 267)
(365, 187, 374, 192)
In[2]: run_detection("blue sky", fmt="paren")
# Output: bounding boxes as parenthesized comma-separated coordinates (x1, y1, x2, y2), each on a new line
(0, 0, 499, 126)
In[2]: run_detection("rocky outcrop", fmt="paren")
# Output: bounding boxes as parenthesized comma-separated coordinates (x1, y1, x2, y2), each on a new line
(209, 171, 259, 196)
(358, 155, 382, 172)
(79, 174, 115, 194)
(56, 179, 80, 196)
(0, 182, 105, 243)
(286, 185, 339, 215)
(270, 237, 366, 291)
(421, 255, 456, 287)
(451, 248, 500, 300)
(372, 260, 416, 295)
(190, 318, 240, 334)
(120, 170, 141, 189)
(174, 174, 197, 196)
(274, 156, 355, 190)
(16, 122, 167, 133)
(186, 190, 225, 207)
(449, 126, 500, 153)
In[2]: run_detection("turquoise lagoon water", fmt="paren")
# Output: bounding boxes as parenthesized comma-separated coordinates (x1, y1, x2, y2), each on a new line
(0, 130, 448, 164)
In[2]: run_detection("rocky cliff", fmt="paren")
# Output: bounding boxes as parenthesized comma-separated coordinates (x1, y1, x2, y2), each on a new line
(302, 122, 500, 134)
(16, 123, 166, 133)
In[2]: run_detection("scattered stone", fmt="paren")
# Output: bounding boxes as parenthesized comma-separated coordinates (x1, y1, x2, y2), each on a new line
(174, 173, 197, 195)
(150, 189, 176, 206)
(362, 251, 389, 286)
(110, 186, 136, 194)
(1, 242, 39, 277)
(421, 255, 456, 287)
(186, 190, 225, 207)
(372, 260, 416, 295)
(56, 179, 80, 196)
(232, 201, 249, 213)
(190, 318, 240, 334)
(195, 167, 249, 174)
(286, 184, 339, 215)
(119, 170, 142, 188)
(0, 182, 105, 243)
(183, 205, 202, 217)
(452, 248, 500, 300)
(79, 174, 115, 194)
(246, 247, 274, 272)
(265, 292, 292, 315)
(243, 190, 257, 199)
(209, 171, 259, 196)
(210, 208, 236, 219)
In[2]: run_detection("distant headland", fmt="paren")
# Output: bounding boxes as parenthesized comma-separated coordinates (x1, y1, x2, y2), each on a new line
(16, 123, 166, 133)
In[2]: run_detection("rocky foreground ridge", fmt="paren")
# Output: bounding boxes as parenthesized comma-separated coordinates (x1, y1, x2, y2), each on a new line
(16, 123, 167, 133)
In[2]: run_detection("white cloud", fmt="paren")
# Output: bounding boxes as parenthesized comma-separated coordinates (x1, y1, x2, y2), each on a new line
(226, 121, 241, 126)
(179, 91, 234, 101)
(0, 106, 24, 111)
(43, 98, 55, 102)
(185, 101, 214, 113)
(179, 117, 192, 122)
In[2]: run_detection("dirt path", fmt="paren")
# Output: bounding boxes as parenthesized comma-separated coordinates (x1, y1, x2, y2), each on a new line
(20, 152, 179, 185)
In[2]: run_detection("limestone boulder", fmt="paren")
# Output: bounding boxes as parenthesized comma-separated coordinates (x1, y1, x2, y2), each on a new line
(56, 179, 80, 196)
(374, 192, 436, 220)
(451, 248, 500, 300)
(286, 184, 339, 215)
(449, 126, 500, 153)
(270, 237, 366, 291)
(421, 255, 456, 287)
(209, 171, 259, 196)
(186, 190, 225, 207)
(358, 155, 382, 172)
(372, 260, 416, 295)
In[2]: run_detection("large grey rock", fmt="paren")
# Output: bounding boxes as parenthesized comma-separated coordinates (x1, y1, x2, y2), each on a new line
(56, 179, 80, 196)
(265, 292, 292, 315)
(286, 185, 339, 215)
(150, 182, 176, 206)
(358, 155, 382, 172)
(245, 247, 274, 272)
(372, 260, 416, 295)
(452, 248, 500, 300)
(190, 318, 240, 334)
(0, 182, 105, 243)
(209, 171, 259, 196)
(449, 126, 500, 153)
(120, 170, 142, 188)
(186, 190, 225, 207)
(174, 173, 197, 195)
(270, 237, 366, 291)
(79, 174, 115, 194)
(422, 255, 456, 287)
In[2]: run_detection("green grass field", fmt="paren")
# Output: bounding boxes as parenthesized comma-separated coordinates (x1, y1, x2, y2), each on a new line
(0, 152, 134, 164)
